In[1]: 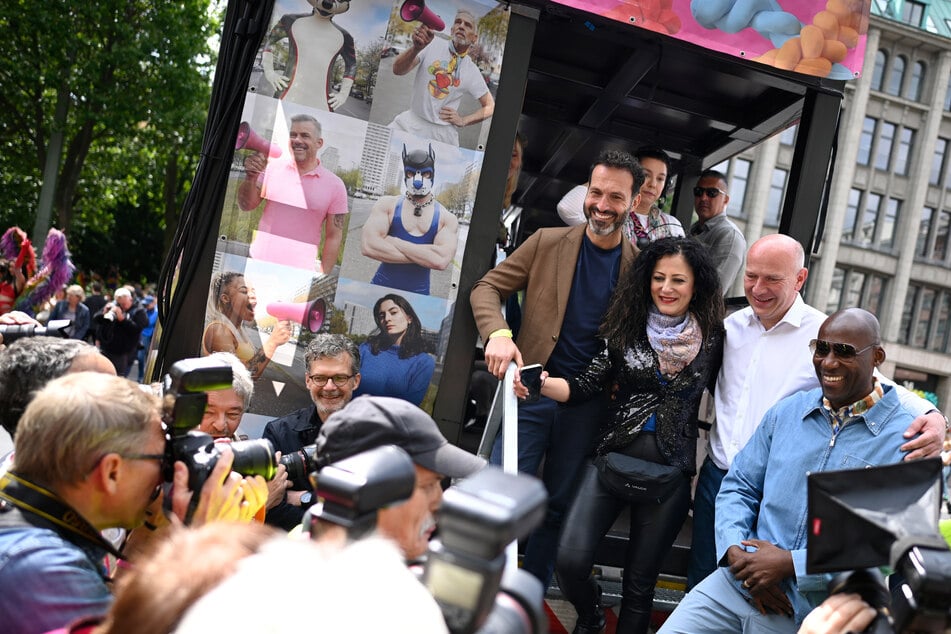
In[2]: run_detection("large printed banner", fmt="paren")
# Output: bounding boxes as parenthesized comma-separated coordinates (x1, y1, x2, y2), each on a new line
(207, 0, 509, 434)
(553, 0, 870, 79)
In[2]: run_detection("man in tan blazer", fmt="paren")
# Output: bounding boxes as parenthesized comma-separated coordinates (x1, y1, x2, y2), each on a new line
(470, 150, 642, 587)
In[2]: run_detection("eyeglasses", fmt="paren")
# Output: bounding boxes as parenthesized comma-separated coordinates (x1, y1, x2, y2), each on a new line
(693, 186, 727, 199)
(308, 374, 354, 387)
(809, 339, 878, 359)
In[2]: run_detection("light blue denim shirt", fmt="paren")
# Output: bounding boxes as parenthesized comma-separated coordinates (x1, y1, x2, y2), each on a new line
(0, 525, 112, 634)
(715, 384, 911, 624)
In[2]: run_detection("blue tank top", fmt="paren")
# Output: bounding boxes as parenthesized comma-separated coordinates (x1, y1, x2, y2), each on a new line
(371, 199, 440, 295)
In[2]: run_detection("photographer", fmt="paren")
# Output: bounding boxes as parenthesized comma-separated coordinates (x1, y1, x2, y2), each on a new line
(198, 352, 290, 512)
(262, 334, 361, 530)
(94, 287, 147, 377)
(313, 396, 486, 560)
(0, 373, 267, 634)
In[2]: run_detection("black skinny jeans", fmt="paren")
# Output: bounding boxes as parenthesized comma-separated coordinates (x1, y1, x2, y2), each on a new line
(555, 432, 691, 634)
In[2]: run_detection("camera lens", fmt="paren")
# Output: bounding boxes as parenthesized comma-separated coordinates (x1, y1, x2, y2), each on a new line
(279, 444, 318, 482)
(231, 439, 277, 481)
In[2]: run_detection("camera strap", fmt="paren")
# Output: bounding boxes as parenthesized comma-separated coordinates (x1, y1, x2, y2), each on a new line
(0, 471, 124, 561)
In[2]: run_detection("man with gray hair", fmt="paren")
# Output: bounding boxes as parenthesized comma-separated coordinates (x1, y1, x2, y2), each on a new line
(199, 352, 290, 513)
(237, 113, 349, 272)
(262, 333, 361, 530)
(94, 286, 148, 376)
(0, 373, 268, 634)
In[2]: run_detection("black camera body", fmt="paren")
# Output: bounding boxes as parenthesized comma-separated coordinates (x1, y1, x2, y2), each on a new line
(808, 459, 951, 634)
(304, 446, 548, 634)
(305, 445, 416, 541)
(160, 358, 275, 492)
(423, 466, 547, 634)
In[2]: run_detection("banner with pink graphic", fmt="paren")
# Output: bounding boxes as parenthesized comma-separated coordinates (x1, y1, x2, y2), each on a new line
(553, 0, 869, 79)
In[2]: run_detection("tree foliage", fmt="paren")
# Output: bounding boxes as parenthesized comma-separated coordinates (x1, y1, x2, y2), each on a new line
(0, 0, 220, 281)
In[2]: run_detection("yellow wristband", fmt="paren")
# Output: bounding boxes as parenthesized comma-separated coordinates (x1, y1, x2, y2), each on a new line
(488, 328, 513, 339)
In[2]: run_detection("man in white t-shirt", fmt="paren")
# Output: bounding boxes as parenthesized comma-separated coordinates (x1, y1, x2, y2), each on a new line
(389, 10, 494, 147)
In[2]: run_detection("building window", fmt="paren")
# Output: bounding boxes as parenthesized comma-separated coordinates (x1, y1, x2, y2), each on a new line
(779, 125, 797, 145)
(827, 267, 888, 315)
(858, 192, 882, 246)
(934, 209, 951, 260)
(906, 61, 926, 101)
(764, 168, 788, 226)
(902, 0, 925, 27)
(894, 127, 914, 175)
(843, 188, 862, 242)
(930, 138, 947, 184)
(900, 285, 919, 344)
(887, 55, 906, 96)
(726, 158, 751, 217)
(933, 292, 951, 353)
(945, 75, 951, 110)
(880, 198, 900, 249)
(871, 50, 887, 91)
(917, 206, 935, 257)
(875, 122, 896, 170)
(857, 116, 876, 165)
(826, 267, 845, 314)
(913, 287, 936, 348)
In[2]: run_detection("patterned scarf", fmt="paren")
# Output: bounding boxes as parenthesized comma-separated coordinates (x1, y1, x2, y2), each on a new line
(623, 204, 677, 244)
(646, 307, 702, 378)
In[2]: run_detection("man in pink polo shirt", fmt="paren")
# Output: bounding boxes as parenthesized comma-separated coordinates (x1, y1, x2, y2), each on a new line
(238, 114, 349, 273)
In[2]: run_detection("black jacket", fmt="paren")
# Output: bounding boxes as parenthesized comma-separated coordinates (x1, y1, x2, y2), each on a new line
(567, 327, 723, 475)
(262, 405, 322, 531)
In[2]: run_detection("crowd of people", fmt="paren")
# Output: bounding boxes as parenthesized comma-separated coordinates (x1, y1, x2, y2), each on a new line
(0, 147, 949, 634)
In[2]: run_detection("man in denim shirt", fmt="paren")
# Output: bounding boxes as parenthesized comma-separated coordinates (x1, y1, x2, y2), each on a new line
(660, 309, 915, 633)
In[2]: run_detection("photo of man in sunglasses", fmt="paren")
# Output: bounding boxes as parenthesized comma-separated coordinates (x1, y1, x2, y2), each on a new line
(689, 169, 747, 293)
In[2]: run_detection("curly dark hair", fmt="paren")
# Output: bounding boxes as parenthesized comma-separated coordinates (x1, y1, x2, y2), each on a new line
(600, 237, 724, 350)
(367, 294, 430, 359)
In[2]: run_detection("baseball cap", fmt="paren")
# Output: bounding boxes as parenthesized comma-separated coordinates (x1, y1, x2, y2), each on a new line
(143, 295, 156, 305)
(316, 396, 485, 479)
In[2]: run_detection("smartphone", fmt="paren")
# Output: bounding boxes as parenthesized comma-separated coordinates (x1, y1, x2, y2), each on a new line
(520, 364, 544, 403)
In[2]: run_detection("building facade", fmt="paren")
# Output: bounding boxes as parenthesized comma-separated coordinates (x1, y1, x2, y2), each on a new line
(714, 1, 951, 407)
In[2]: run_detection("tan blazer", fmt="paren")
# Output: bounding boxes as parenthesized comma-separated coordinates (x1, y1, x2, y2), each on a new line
(470, 224, 637, 365)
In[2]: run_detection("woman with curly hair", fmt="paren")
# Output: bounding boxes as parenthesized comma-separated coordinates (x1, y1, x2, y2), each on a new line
(354, 293, 435, 406)
(201, 271, 291, 380)
(519, 237, 724, 634)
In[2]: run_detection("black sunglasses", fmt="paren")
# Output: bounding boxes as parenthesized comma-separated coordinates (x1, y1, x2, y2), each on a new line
(693, 186, 726, 198)
(809, 339, 878, 359)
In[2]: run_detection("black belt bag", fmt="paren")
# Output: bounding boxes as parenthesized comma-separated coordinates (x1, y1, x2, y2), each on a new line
(593, 452, 683, 503)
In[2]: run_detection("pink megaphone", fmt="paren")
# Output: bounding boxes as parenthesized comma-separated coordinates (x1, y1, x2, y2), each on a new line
(235, 121, 282, 158)
(266, 298, 326, 332)
(399, 0, 445, 31)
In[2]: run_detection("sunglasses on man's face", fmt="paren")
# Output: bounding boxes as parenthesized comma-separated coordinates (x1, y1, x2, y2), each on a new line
(809, 339, 878, 359)
(693, 186, 726, 198)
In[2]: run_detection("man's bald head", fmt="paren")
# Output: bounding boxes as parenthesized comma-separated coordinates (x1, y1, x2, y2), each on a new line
(813, 308, 885, 410)
(743, 234, 808, 330)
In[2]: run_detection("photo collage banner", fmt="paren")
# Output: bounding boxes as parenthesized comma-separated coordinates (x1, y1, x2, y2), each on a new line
(204, 0, 510, 435)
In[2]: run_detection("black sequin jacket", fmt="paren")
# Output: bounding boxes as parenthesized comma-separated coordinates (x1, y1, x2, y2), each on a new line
(566, 327, 723, 475)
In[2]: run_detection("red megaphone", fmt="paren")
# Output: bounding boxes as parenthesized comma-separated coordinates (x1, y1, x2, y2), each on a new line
(236, 121, 282, 158)
(399, 0, 445, 31)
(266, 298, 326, 332)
